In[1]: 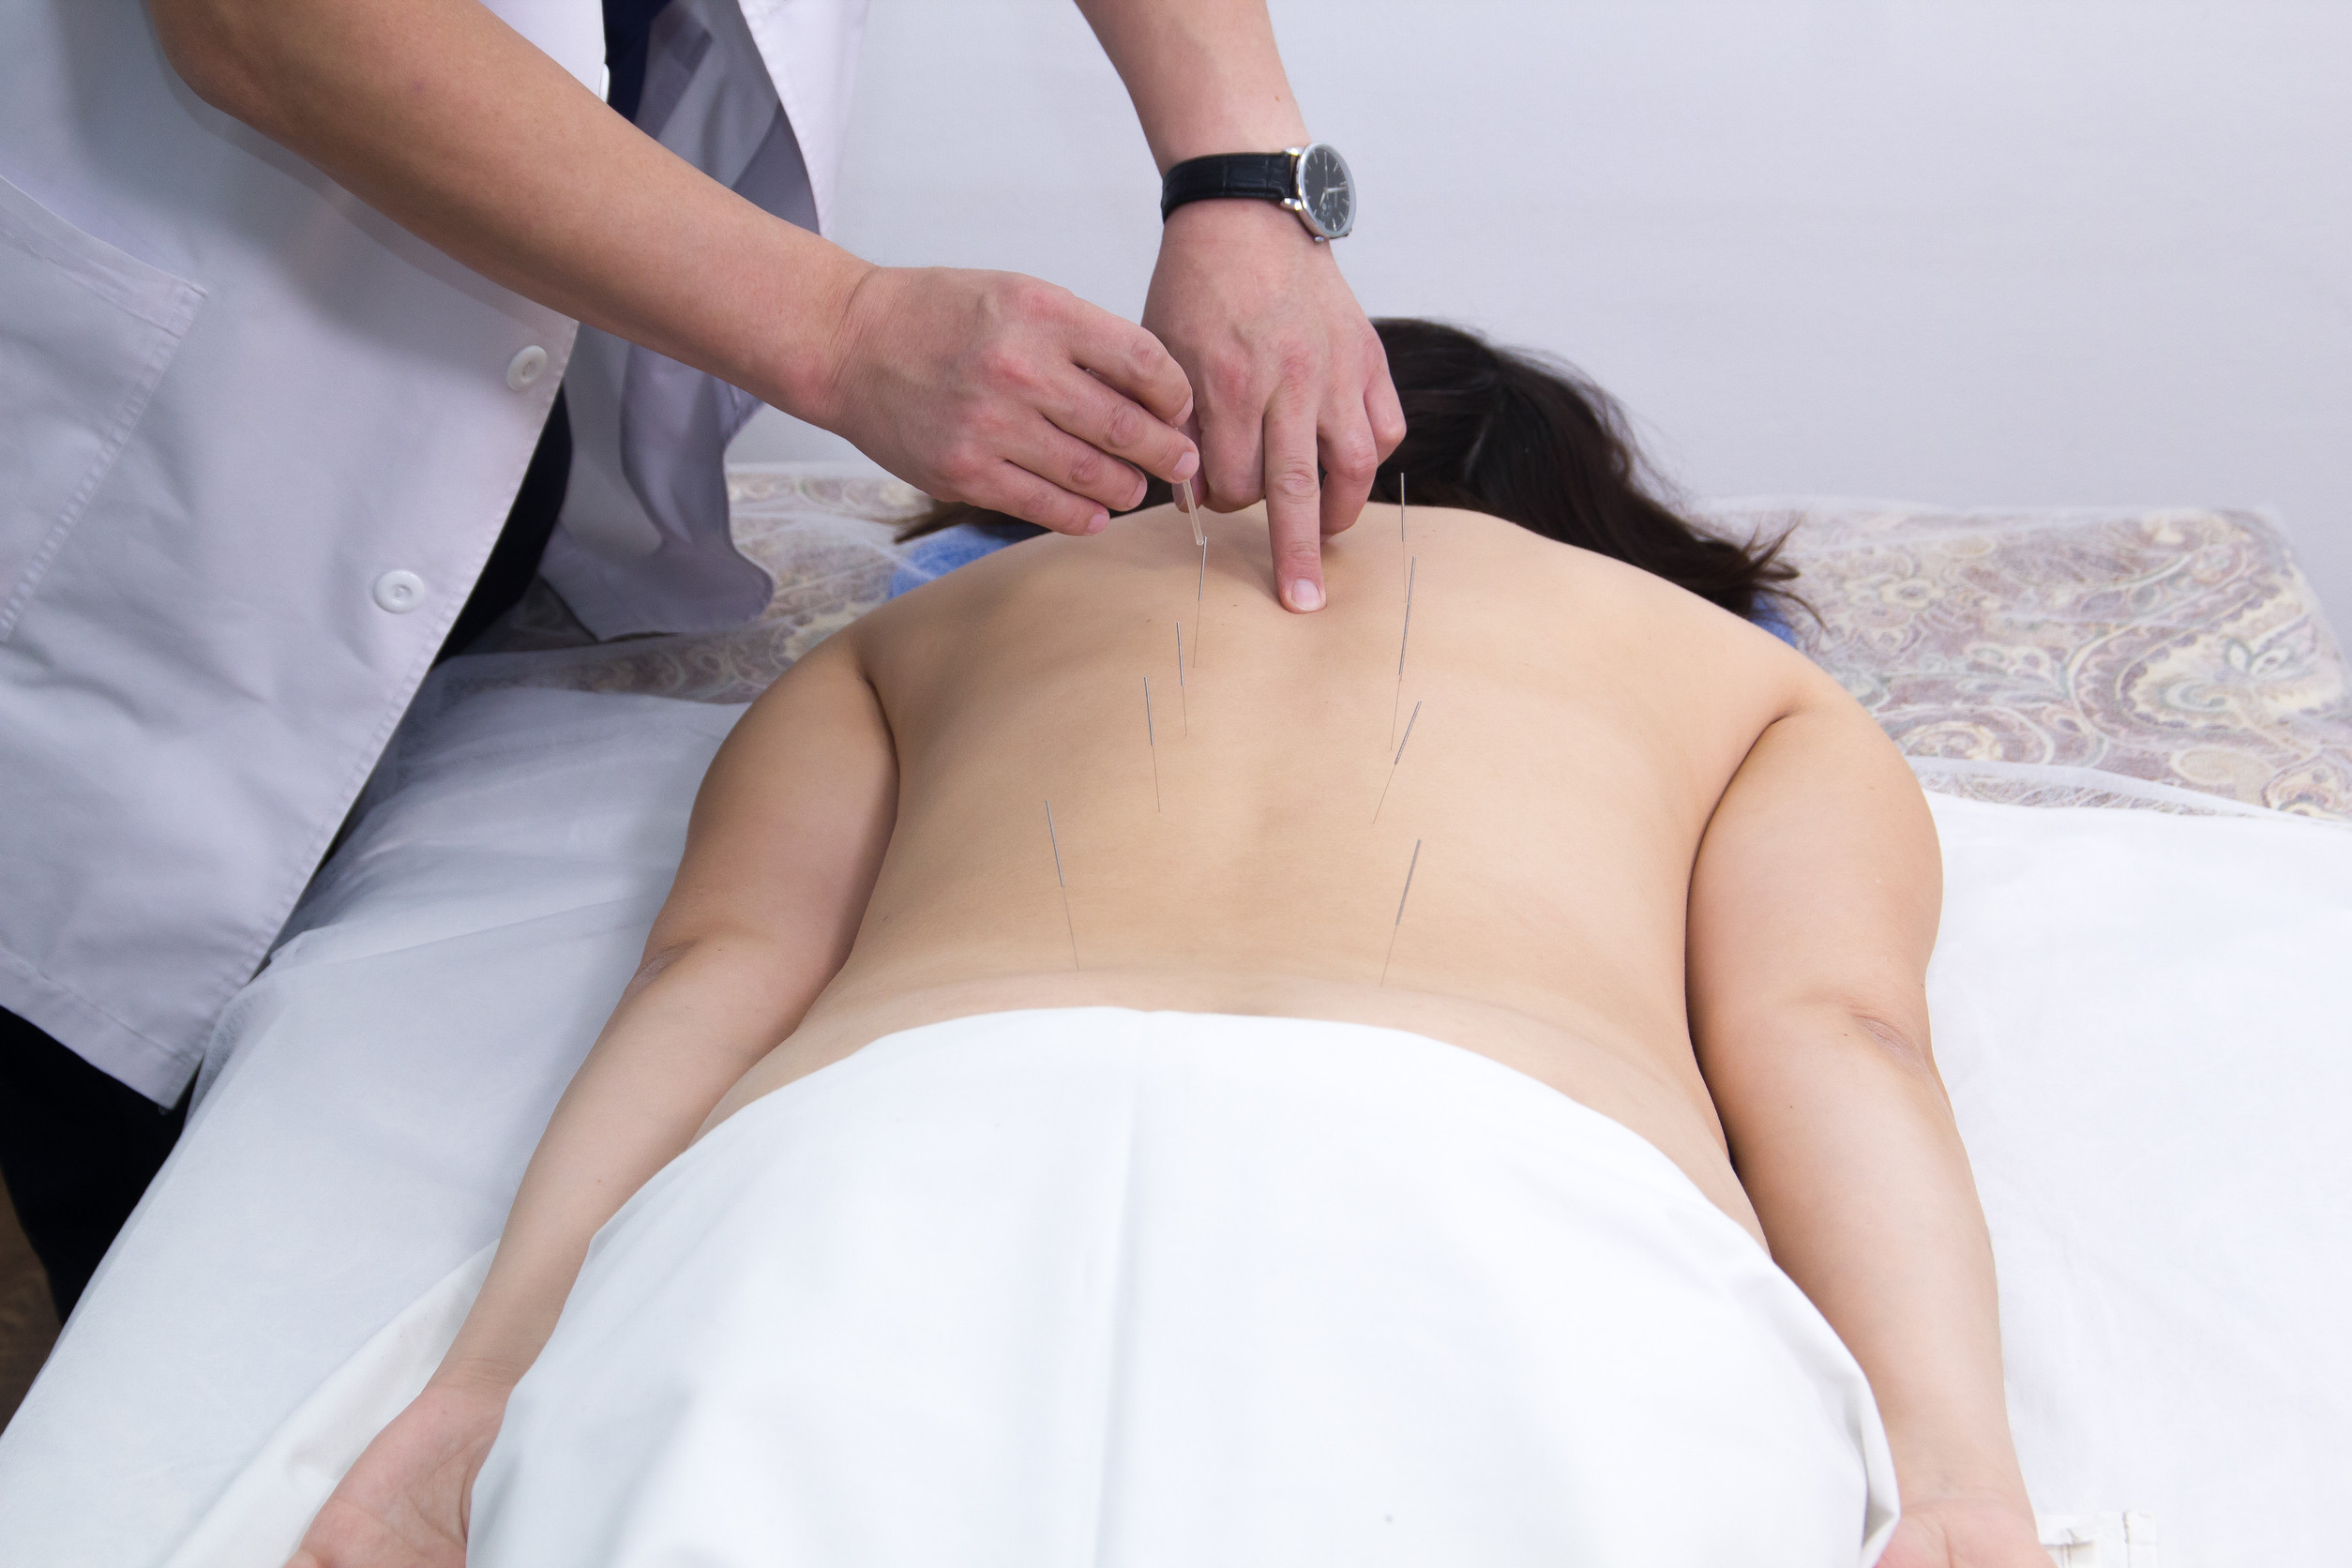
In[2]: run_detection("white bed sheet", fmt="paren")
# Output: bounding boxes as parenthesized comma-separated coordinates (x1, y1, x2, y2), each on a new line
(0, 681, 2345, 1567)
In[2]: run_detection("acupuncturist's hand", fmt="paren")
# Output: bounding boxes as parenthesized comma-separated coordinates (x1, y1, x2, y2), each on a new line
(815, 266, 1201, 535)
(1077, 0, 1406, 612)
(1145, 199, 1402, 612)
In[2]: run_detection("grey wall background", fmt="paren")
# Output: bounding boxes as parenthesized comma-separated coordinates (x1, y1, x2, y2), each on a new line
(733, 0, 2352, 633)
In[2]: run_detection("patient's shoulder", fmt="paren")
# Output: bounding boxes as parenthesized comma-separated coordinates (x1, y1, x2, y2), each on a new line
(1478, 512, 1823, 710)
(741, 624, 878, 732)
(1450, 512, 1873, 811)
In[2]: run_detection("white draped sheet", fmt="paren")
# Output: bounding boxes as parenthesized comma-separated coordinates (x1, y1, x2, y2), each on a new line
(474, 1009, 1897, 1568)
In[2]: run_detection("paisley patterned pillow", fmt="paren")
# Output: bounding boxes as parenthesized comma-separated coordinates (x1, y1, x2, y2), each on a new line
(1712, 503, 2352, 821)
(465, 474, 2352, 822)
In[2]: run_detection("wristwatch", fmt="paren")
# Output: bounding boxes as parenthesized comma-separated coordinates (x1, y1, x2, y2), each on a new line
(1159, 143, 1356, 241)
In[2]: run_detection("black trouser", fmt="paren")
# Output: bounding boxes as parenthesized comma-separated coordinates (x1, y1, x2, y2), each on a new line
(0, 1014, 189, 1319)
(0, 396, 571, 1319)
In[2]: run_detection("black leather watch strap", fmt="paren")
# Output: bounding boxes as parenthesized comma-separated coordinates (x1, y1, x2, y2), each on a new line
(1160, 152, 1294, 221)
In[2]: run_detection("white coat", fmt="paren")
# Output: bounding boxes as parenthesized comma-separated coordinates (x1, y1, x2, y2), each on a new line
(0, 0, 867, 1101)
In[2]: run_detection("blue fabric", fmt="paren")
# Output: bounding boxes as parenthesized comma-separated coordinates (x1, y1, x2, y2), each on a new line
(1751, 604, 1801, 647)
(888, 523, 1804, 649)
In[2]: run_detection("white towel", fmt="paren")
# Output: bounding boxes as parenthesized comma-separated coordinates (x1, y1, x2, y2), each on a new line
(475, 1008, 1898, 1567)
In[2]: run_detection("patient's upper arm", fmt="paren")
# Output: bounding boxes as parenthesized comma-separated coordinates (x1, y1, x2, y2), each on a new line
(644, 636, 898, 974)
(1685, 686, 1943, 1074)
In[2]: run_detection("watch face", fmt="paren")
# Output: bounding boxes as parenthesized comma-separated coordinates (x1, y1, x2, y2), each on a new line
(1297, 143, 1354, 238)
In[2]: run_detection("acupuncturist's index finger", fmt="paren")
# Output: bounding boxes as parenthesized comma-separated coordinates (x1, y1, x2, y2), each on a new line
(1260, 391, 1326, 612)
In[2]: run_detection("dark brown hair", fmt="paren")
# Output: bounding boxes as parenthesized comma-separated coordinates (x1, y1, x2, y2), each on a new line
(906, 317, 1794, 620)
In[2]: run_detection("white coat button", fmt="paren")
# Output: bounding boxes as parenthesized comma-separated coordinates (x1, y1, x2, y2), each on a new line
(505, 345, 549, 391)
(372, 569, 428, 613)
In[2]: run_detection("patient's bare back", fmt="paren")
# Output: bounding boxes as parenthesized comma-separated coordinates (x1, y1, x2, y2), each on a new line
(701, 502, 1927, 1240)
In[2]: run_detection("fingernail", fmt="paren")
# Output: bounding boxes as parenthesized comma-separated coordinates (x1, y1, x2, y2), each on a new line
(1173, 449, 1199, 481)
(1287, 579, 1324, 611)
(1086, 510, 1108, 535)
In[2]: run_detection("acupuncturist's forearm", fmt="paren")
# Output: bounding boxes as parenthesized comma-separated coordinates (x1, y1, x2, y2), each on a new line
(1073, 0, 1310, 169)
(149, 0, 861, 417)
(436, 935, 808, 1389)
(1715, 1007, 2031, 1522)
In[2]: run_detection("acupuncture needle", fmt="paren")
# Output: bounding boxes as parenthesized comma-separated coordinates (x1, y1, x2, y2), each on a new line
(1045, 800, 1078, 970)
(1175, 623, 1189, 734)
(1372, 699, 1421, 822)
(1144, 675, 1162, 812)
(1390, 555, 1417, 749)
(1380, 838, 1423, 987)
(1193, 539, 1206, 666)
(1176, 474, 1206, 548)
